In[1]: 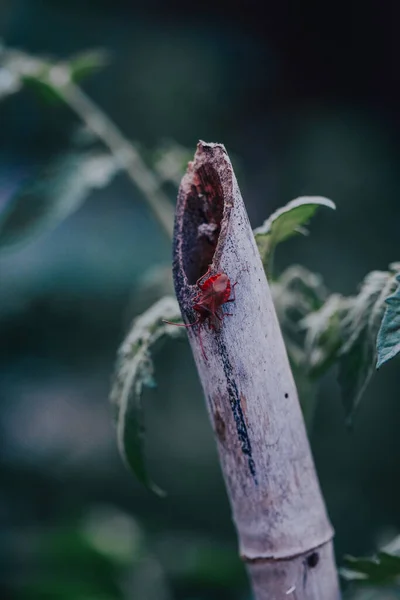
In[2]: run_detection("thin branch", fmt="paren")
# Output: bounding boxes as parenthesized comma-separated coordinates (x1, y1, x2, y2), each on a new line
(60, 81, 174, 239)
(172, 141, 341, 599)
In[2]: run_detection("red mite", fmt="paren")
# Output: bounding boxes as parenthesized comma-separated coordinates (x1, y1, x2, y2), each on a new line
(163, 266, 238, 361)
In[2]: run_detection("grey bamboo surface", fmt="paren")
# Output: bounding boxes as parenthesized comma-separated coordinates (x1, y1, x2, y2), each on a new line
(172, 141, 341, 600)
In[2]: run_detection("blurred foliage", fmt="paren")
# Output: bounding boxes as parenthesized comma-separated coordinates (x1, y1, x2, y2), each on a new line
(0, 43, 108, 102)
(342, 534, 400, 598)
(0, 150, 119, 251)
(152, 141, 192, 188)
(12, 506, 170, 600)
(6, 506, 247, 600)
(343, 552, 400, 586)
(0, 16, 399, 600)
(345, 589, 400, 600)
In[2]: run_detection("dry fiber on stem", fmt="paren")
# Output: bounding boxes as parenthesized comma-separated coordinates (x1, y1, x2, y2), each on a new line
(172, 141, 341, 600)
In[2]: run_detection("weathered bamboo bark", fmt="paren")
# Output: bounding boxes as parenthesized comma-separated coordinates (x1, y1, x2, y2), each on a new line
(172, 141, 341, 599)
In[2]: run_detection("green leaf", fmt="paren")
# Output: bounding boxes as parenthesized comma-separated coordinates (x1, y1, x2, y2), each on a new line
(296, 266, 400, 426)
(0, 151, 120, 251)
(337, 270, 394, 424)
(377, 273, 400, 368)
(254, 196, 335, 276)
(22, 73, 65, 104)
(110, 297, 184, 495)
(68, 49, 110, 82)
(271, 265, 328, 367)
(342, 551, 400, 586)
(271, 265, 328, 429)
(0, 45, 108, 104)
(302, 294, 352, 378)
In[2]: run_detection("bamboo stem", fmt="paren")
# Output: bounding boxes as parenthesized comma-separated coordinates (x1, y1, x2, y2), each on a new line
(60, 81, 175, 239)
(172, 141, 341, 599)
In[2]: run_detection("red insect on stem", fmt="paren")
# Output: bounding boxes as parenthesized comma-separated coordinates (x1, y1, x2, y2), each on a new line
(163, 266, 238, 361)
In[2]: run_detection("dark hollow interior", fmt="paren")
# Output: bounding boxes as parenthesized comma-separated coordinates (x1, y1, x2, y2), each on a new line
(181, 164, 224, 285)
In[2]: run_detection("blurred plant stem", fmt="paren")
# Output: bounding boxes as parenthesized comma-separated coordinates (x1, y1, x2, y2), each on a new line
(60, 81, 175, 239)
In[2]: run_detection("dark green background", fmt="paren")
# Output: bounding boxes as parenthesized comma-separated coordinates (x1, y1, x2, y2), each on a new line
(1, 1, 400, 598)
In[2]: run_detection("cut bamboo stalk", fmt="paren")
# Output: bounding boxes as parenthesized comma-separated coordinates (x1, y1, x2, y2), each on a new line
(172, 141, 341, 599)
